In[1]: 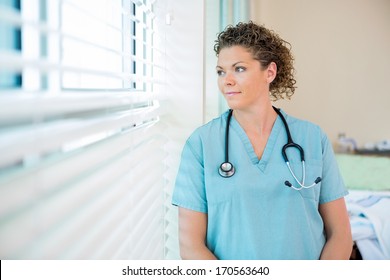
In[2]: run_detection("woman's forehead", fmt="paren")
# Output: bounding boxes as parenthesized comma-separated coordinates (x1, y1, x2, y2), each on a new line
(217, 46, 255, 64)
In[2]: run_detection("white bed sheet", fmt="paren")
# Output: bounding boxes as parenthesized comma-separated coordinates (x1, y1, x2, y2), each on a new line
(346, 190, 390, 259)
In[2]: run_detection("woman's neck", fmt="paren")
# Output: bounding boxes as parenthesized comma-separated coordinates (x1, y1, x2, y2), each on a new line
(232, 103, 277, 135)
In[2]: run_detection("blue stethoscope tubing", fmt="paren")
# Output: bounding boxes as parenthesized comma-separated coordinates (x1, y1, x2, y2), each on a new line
(218, 106, 322, 190)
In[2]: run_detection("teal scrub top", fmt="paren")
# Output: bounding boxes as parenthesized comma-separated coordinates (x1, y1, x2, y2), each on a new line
(172, 109, 348, 260)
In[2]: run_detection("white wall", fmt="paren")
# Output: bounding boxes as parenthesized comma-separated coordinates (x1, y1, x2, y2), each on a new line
(251, 0, 390, 147)
(204, 0, 221, 122)
(164, 0, 204, 129)
(162, 0, 205, 259)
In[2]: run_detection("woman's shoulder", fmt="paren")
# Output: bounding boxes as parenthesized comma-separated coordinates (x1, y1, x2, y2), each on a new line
(182, 112, 228, 154)
(188, 111, 228, 139)
(285, 111, 323, 134)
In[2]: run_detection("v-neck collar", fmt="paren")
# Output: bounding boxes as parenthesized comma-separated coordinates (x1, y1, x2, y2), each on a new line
(229, 109, 285, 172)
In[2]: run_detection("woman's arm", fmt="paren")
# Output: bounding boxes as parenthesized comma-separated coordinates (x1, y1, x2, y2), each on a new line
(178, 207, 217, 260)
(319, 197, 353, 259)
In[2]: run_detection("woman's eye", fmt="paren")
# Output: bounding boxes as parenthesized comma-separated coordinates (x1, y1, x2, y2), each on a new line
(236, 66, 245, 72)
(216, 70, 225, 76)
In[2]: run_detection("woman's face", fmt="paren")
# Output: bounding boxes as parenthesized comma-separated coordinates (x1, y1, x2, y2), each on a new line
(216, 46, 273, 111)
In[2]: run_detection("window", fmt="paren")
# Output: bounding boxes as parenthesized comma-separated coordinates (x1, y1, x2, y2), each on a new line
(0, 0, 166, 259)
(0, 0, 22, 89)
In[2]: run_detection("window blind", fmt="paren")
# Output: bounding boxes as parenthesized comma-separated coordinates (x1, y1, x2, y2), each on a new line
(0, 0, 167, 259)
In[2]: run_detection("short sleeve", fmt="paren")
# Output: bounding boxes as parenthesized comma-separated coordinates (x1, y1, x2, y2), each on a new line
(171, 135, 207, 213)
(319, 132, 349, 204)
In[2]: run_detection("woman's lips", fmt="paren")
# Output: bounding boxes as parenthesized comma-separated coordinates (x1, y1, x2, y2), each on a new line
(225, 91, 240, 96)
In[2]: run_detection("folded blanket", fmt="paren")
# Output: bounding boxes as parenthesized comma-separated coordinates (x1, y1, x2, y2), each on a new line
(346, 190, 390, 259)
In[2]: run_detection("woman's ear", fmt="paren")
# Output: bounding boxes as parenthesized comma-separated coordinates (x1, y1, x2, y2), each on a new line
(266, 62, 277, 84)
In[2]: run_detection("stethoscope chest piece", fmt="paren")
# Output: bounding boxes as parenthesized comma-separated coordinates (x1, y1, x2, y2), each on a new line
(219, 161, 235, 178)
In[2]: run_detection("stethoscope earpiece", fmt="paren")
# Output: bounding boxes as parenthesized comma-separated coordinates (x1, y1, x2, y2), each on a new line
(284, 176, 322, 190)
(285, 181, 292, 187)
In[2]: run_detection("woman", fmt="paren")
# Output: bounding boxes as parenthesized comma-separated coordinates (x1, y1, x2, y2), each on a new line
(172, 21, 352, 260)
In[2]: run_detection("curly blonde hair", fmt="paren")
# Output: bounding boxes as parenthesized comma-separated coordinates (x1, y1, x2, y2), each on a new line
(214, 21, 296, 101)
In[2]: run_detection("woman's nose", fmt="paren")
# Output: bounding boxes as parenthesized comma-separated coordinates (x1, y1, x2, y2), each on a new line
(224, 72, 235, 86)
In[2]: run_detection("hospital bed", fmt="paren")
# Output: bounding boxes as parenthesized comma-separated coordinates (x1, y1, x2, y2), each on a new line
(336, 154, 390, 260)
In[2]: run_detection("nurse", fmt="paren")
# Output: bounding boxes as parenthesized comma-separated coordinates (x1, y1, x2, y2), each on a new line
(172, 21, 352, 259)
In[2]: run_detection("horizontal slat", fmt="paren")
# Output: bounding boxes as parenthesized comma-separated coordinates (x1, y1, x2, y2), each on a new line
(92, 217, 130, 259)
(56, 173, 163, 258)
(0, 134, 167, 258)
(0, 1, 155, 38)
(91, 149, 166, 259)
(0, 4, 163, 54)
(39, 176, 136, 259)
(0, 102, 160, 169)
(0, 124, 165, 218)
(0, 92, 159, 123)
(131, 190, 164, 259)
(60, 151, 166, 259)
(49, 173, 164, 259)
(116, 204, 163, 260)
(0, 51, 163, 84)
(77, 206, 131, 259)
(61, 0, 156, 33)
(140, 214, 164, 259)
(61, 38, 162, 68)
(0, 4, 50, 31)
(61, 0, 161, 54)
(61, 0, 125, 32)
(61, 33, 162, 58)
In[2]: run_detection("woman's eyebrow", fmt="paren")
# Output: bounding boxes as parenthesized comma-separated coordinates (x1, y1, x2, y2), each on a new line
(232, 61, 245, 67)
(216, 61, 245, 69)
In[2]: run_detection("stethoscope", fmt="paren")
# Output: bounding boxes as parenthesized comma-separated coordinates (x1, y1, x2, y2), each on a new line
(218, 106, 322, 190)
